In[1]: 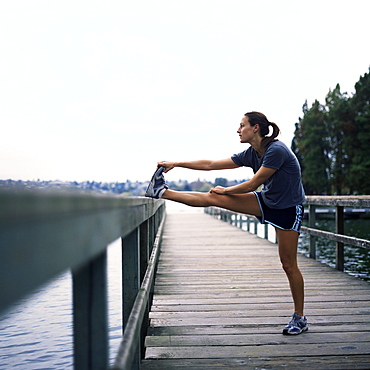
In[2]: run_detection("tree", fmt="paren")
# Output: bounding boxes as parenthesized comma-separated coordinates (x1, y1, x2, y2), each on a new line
(292, 100, 331, 194)
(325, 84, 354, 194)
(349, 68, 370, 194)
(214, 177, 228, 187)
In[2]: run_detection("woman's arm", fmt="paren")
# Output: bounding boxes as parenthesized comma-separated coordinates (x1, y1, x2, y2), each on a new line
(158, 158, 239, 173)
(210, 166, 277, 194)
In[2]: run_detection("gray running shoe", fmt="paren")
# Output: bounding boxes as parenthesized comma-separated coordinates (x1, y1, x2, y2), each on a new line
(283, 312, 308, 335)
(145, 166, 168, 199)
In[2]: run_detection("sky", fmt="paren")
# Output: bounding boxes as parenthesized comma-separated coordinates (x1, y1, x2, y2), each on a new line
(1, 0, 369, 183)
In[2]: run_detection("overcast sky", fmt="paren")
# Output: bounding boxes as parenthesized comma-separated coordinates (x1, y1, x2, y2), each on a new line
(1, 1, 369, 183)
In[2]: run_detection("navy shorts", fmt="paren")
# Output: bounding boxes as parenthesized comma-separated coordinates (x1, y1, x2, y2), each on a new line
(253, 191, 304, 233)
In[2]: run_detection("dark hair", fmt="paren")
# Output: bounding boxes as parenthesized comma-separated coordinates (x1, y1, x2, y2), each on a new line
(245, 111, 280, 149)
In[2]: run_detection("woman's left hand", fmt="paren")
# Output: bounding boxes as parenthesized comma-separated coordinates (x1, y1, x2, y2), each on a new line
(209, 186, 227, 195)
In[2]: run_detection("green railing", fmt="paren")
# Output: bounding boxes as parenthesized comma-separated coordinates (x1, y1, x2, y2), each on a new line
(0, 190, 166, 369)
(205, 195, 370, 272)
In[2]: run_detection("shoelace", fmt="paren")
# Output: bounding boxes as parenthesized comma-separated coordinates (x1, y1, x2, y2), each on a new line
(289, 314, 302, 326)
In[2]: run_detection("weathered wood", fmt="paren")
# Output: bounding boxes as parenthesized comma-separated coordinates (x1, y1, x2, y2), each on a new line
(72, 250, 109, 370)
(148, 323, 370, 336)
(0, 190, 166, 370)
(304, 195, 370, 207)
(142, 355, 370, 369)
(0, 190, 164, 313)
(146, 331, 370, 346)
(145, 342, 370, 358)
(113, 212, 166, 370)
(143, 207, 370, 369)
(336, 205, 345, 270)
(309, 204, 316, 259)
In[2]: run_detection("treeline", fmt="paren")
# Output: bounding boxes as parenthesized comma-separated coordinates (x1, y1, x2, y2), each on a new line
(292, 67, 370, 195)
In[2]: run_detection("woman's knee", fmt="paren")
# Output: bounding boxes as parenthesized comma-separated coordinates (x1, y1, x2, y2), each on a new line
(281, 262, 296, 275)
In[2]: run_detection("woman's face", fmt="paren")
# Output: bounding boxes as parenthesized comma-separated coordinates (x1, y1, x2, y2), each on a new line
(237, 116, 258, 143)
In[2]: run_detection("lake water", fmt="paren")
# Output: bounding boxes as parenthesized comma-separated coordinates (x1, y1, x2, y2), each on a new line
(0, 203, 368, 368)
(298, 217, 370, 282)
(0, 239, 123, 369)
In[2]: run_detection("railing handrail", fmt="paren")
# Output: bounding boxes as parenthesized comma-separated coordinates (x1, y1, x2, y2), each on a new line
(205, 195, 370, 274)
(303, 195, 370, 207)
(302, 195, 370, 271)
(0, 189, 166, 369)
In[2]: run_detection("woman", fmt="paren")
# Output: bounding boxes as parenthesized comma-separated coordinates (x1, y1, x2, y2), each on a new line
(145, 111, 308, 335)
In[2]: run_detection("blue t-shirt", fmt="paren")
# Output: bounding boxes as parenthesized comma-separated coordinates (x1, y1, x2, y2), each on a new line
(231, 141, 305, 209)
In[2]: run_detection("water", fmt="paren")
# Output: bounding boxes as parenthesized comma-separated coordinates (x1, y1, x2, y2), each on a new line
(298, 217, 370, 282)
(0, 239, 123, 369)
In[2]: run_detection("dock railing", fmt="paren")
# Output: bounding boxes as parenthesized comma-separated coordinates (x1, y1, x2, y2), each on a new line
(205, 195, 370, 272)
(0, 190, 165, 370)
(302, 195, 370, 271)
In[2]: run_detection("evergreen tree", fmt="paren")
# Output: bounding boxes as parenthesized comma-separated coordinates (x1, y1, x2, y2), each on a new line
(292, 67, 370, 195)
(292, 100, 330, 194)
(350, 68, 370, 194)
(325, 84, 354, 194)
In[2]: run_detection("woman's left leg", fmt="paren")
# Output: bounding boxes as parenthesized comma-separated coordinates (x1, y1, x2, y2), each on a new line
(275, 228, 304, 316)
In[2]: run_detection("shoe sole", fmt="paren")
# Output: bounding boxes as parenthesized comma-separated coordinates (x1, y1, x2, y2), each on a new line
(145, 166, 166, 198)
(282, 326, 308, 335)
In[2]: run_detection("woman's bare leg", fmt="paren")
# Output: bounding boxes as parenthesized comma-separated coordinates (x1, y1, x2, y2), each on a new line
(162, 189, 262, 217)
(275, 228, 304, 316)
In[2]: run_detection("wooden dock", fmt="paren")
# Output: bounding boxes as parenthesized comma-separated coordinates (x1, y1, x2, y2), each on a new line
(141, 205, 370, 369)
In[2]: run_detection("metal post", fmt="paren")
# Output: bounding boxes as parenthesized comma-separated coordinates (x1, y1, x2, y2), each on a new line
(336, 205, 344, 271)
(72, 251, 109, 370)
(309, 205, 316, 259)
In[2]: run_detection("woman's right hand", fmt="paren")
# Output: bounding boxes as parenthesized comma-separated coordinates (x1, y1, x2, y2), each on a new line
(157, 161, 176, 173)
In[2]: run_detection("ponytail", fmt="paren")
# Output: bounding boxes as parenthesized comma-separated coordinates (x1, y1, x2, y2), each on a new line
(244, 111, 280, 149)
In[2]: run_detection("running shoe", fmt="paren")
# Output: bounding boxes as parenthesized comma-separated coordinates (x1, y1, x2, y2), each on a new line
(145, 166, 168, 199)
(282, 312, 308, 335)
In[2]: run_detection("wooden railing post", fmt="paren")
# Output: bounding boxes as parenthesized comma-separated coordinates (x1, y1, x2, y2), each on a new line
(254, 218, 258, 235)
(72, 250, 109, 370)
(336, 205, 344, 271)
(122, 228, 140, 369)
(140, 220, 149, 284)
(139, 219, 150, 358)
(149, 215, 155, 254)
(309, 205, 316, 259)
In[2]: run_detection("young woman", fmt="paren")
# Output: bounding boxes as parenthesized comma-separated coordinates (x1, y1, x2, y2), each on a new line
(145, 111, 308, 335)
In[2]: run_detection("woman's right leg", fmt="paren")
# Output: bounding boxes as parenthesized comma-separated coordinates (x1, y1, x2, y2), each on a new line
(162, 189, 262, 217)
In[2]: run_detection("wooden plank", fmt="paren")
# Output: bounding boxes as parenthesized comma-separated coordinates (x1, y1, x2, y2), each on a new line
(145, 332, 370, 346)
(149, 308, 370, 318)
(145, 342, 370, 358)
(149, 315, 370, 327)
(148, 324, 370, 336)
(152, 294, 370, 304)
(151, 301, 370, 311)
(141, 355, 370, 369)
(143, 209, 370, 369)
